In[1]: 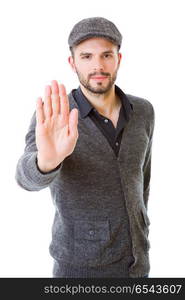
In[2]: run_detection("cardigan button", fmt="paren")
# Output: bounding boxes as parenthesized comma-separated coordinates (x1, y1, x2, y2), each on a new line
(89, 230, 95, 236)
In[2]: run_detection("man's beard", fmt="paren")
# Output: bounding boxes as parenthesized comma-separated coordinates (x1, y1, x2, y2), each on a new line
(75, 68, 118, 94)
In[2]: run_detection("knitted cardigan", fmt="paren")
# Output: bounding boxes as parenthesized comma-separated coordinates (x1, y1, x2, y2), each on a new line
(15, 90, 155, 278)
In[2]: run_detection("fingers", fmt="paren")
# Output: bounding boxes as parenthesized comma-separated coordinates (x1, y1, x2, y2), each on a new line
(37, 81, 70, 126)
(36, 97, 44, 124)
(51, 80, 60, 116)
(59, 83, 69, 124)
(42, 80, 60, 119)
(44, 85, 52, 118)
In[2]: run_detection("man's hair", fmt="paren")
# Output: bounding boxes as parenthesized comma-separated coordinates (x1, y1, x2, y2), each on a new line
(69, 46, 75, 58)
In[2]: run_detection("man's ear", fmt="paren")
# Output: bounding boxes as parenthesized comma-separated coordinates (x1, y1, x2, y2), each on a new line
(68, 56, 76, 73)
(117, 52, 122, 67)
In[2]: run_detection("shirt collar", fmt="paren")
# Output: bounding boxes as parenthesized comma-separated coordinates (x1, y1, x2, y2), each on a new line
(72, 84, 133, 120)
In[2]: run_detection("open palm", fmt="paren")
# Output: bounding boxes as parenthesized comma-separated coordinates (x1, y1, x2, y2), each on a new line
(35, 80, 78, 172)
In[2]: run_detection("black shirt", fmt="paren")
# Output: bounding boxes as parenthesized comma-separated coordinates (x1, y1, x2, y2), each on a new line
(72, 85, 133, 157)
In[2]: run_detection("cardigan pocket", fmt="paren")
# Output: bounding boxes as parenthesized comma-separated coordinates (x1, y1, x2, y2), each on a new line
(74, 220, 111, 266)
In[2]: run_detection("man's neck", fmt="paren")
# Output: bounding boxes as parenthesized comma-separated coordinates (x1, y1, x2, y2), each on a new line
(80, 84, 121, 117)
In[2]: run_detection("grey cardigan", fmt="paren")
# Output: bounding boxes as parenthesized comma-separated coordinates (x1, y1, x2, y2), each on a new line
(15, 90, 155, 278)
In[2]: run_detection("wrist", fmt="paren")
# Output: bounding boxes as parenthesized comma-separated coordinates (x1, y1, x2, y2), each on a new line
(36, 154, 61, 173)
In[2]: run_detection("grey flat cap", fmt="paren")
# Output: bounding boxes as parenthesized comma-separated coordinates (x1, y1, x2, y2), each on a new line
(68, 17, 122, 49)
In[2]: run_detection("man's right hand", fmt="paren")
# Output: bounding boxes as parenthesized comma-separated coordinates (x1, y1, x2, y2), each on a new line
(35, 80, 79, 173)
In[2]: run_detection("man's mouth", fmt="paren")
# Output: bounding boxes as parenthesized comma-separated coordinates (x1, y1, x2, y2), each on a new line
(90, 76, 108, 80)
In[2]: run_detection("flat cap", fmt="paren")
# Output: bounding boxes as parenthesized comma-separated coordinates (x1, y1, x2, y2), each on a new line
(68, 17, 122, 49)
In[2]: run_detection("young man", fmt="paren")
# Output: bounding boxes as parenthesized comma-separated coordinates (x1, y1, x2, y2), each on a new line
(15, 17, 155, 278)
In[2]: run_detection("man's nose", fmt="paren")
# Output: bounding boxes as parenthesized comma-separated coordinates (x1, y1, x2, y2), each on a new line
(92, 57, 104, 71)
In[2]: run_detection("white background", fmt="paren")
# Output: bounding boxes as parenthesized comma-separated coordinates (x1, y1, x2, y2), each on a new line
(0, 0, 184, 277)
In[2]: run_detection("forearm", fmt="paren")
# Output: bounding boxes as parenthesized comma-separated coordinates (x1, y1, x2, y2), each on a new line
(15, 151, 62, 191)
(143, 102, 155, 209)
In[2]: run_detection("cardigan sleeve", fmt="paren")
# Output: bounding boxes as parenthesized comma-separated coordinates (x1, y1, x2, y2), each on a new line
(143, 103, 155, 209)
(15, 111, 62, 191)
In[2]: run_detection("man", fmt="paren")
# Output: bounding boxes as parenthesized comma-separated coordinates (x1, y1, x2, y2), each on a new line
(15, 17, 155, 278)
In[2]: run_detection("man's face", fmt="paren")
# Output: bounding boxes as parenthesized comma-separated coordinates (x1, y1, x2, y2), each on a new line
(69, 37, 122, 94)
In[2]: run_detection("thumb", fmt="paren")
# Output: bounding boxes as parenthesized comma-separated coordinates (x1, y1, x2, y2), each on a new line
(68, 108, 79, 136)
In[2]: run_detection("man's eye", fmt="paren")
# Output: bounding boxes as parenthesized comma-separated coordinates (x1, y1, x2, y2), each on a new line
(82, 55, 90, 59)
(104, 54, 111, 58)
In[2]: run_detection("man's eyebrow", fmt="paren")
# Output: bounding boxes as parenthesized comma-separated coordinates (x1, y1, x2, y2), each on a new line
(102, 50, 114, 54)
(79, 50, 114, 56)
(80, 52, 92, 56)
